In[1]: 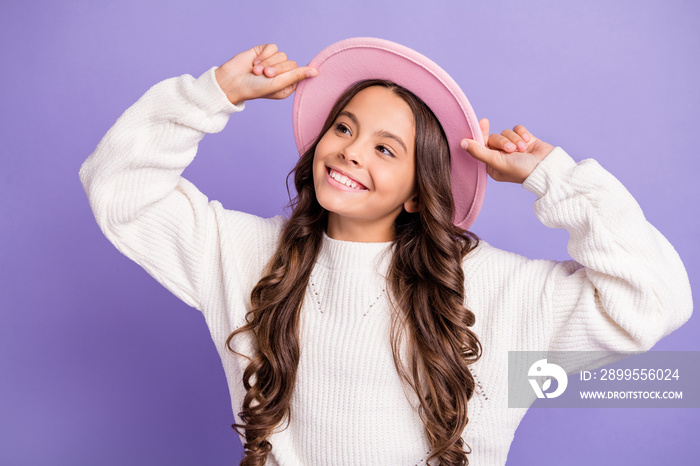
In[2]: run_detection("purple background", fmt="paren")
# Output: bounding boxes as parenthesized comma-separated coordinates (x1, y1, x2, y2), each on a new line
(1, 1, 698, 464)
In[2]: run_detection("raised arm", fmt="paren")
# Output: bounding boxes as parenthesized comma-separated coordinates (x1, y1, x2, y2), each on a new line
(463, 122, 693, 354)
(524, 148, 691, 352)
(79, 44, 317, 311)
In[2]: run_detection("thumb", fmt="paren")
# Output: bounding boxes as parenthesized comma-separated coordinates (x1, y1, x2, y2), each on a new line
(460, 138, 501, 168)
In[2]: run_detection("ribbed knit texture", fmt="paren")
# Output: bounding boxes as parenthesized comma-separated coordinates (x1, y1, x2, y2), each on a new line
(79, 66, 693, 465)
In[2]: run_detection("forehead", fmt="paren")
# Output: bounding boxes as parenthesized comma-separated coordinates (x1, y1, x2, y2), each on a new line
(342, 86, 415, 135)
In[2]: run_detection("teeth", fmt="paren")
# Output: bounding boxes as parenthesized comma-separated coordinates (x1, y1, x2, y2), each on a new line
(330, 169, 363, 190)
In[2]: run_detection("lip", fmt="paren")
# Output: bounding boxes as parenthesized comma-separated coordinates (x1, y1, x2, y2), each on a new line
(325, 166, 369, 192)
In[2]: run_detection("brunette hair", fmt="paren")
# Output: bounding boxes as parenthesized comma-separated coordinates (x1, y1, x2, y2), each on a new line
(226, 79, 482, 465)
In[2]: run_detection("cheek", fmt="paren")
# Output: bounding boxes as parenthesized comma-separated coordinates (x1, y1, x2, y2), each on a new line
(315, 131, 333, 153)
(378, 163, 415, 196)
(312, 155, 322, 186)
(312, 147, 331, 190)
(313, 139, 331, 166)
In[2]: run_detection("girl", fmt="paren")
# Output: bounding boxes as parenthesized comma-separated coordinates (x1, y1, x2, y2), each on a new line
(79, 38, 692, 465)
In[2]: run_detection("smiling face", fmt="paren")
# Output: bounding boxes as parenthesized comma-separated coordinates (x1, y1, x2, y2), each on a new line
(312, 85, 419, 242)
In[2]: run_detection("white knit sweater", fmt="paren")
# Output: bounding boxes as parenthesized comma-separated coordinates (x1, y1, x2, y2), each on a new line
(79, 66, 693, 465)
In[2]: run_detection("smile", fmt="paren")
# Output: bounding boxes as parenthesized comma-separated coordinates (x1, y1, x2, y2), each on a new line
(326, 167, 368, 191)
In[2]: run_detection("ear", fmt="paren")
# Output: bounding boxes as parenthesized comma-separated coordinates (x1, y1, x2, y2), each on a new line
(403, 193, 421, 213)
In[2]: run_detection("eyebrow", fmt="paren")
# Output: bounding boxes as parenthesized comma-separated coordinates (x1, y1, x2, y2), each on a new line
(338, 110, 408, 154)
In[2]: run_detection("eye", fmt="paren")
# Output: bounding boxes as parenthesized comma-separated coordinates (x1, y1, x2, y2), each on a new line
(376, 144, 395, 158)
(334, 122, 351, 135)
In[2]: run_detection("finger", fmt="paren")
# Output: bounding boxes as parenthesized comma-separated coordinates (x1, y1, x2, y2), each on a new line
(261, 60, 294, 78)
(260, 51, 288, 67)
(501, 129, 528, 152)
(488, 133, 518, 153)
(253, 43, 278, 65)
(513, 124, 532, 143)
(260, 59, 299, 78)
(255, 51, 288, 76)
(267, 66, 318, 98)
(460, 137, 505, 170)
(252, 44, 278, 74)
(479, 118, 489, 144)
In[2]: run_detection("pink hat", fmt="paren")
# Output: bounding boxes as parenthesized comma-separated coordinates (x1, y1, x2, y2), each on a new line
(292, 37, 487, 230)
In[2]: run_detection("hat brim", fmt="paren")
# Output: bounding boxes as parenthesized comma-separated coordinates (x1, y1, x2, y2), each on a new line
(292, 37, 486, 230)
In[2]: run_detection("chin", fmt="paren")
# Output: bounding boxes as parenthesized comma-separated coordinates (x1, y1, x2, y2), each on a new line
(316, 191, 343, 215)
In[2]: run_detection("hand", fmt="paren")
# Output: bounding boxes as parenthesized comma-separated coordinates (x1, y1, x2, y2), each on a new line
(214, 43, 318, 106)
(460, 118, 555, 184)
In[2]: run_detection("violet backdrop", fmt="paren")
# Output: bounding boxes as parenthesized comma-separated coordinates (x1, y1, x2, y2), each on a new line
(1, 0, 698, 464)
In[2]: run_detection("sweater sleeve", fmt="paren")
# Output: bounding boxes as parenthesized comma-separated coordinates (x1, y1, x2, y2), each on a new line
(78, 66, 248, 312)
(521, 147, 693, 354)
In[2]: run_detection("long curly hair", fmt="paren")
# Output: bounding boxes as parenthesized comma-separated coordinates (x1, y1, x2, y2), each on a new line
(226, 79, 482, 465)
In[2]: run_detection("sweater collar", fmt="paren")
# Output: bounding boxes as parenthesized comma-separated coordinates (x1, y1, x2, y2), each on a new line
(317, 231, 394, 275)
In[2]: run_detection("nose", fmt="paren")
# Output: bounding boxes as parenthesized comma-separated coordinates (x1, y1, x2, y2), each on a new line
(340, 139, 365, 166)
